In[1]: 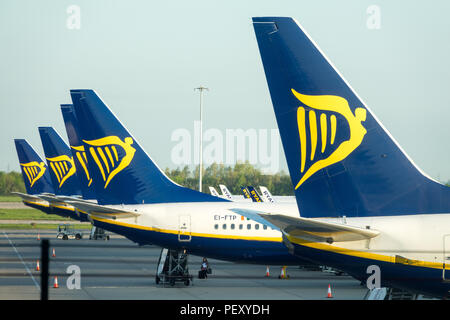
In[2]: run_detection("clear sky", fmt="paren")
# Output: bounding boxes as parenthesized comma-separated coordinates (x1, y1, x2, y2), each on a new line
(1, 0, 449, 182)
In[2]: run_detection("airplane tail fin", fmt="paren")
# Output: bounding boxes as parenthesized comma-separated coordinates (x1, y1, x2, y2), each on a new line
(247, 186, 263, 202)
(253, 17, 450, 217)
(240, 186, 251, 200)
(219, 184, 233, 200)
(69, 89, 227, 205)
(259, 186, 275, 203)
(60, 104, 97, 200)
(209, 186, 220, 197)
(38, 127, 82, 197)
(14, 139, 54, 195)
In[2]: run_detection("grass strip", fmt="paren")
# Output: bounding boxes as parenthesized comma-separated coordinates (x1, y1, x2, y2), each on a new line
(0, 223, 91, 230)
(0, 208, 72, 220)
(0, 196, 22, 202)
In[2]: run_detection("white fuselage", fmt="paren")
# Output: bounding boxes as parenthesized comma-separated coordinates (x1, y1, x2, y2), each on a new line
(93, 201, 299, 242)
(305, 214, 450, 268)
(92, 200, 450, 269)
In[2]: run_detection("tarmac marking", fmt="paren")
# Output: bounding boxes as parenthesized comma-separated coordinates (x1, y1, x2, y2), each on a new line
(2, 231, 40, 290)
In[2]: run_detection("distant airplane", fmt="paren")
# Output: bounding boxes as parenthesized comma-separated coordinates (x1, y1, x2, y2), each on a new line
(60, 104, 98, 202)
(13, 139, 79, 220)
(219, 184, 233, 200)
(259, 186, 274, 203)
(240, 186, 252, 200)
(209, 186, 220, 197)
(237, 16, 450, 299)
(246, 186, 263, 203)
(37, 126, 91, 222)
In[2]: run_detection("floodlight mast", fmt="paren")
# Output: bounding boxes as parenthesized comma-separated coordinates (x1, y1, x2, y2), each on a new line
(194, 86, 209, 192)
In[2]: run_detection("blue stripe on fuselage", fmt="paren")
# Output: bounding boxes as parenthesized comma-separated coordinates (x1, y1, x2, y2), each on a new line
(289, 241, 450, 299)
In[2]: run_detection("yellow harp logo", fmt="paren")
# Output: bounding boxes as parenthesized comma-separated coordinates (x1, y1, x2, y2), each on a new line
(20, 161, 46, 188)
(71, 145, 92, 187)
(83, 136, 136, 189)
(46, 155, 77, 188)
(292, 89, 367, 190)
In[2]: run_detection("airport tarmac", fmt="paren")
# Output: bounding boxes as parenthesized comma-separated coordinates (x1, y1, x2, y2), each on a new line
(0, 229, 368, 300)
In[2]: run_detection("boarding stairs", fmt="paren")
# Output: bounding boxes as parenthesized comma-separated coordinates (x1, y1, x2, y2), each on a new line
(155, 248, 193, 287)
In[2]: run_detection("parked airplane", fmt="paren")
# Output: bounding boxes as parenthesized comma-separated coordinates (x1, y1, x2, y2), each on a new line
(209, 186, 220, 197)
(38, 126, 90, 222)
(238, 16, 450, 298)
(63, 89, 312, 266)
(216, 184, 250, 202)
(60, 105, 98, 201)
(258, 186, 295, 204)
(219, 184, 233, 200)
(13, 139, 78, 219)
(259, 186, 274, 203)
(240, 186, 252, 200)
(242, 185, 294, 204)
(59, 104, 120, 237)
(246, 186, 263, 203)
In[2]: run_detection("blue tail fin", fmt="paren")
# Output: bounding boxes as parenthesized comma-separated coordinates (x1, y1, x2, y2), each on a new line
(240, 186, 251, 199)
(253, 17, 450, 217)
(69, 89, 228, 205)
(38, 127, 82, 197)
(60, 104, 97, 200)
(246, 186, 263, 203)
(14, 139, 55, 195)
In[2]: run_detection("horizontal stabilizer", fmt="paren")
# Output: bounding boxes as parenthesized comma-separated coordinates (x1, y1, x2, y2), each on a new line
(11, 192, 45, 202)
(230, 208, 379, 243)
(38, 194, 70, 205)
(54, 195, 83, 201)
(65, 199, 140, 219)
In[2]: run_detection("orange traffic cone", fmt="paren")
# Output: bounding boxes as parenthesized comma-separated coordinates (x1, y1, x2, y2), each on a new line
(52, 248, 56, 257)
(279, 266, 287, 279)
(36, 260, 40, 271)
(53, 276, 59, 288)
(265, 266, 270, 277)
(327, 284, 333, 298)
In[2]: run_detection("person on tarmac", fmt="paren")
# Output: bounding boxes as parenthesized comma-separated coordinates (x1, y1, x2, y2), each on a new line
(200, 257, 209, 279)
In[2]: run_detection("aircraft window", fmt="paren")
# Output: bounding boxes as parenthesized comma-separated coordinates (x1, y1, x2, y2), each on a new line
(214, 224, 218, 230)
(263, 225, 267, 230)
(247, 224, 251, 230)
(255, 224, 259, 230)
(222, 224, 227, 230)
(239, 224, 243, 230)
(231, 224, 235, 230)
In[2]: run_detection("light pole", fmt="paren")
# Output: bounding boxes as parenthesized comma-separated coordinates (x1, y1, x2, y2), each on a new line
(195, 86, 208, 192)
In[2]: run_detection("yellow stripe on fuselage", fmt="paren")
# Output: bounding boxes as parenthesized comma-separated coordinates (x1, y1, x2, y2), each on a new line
(23, 200, 50, 208)
(286, 235, 447, 270)
(91, 216, 283, 243)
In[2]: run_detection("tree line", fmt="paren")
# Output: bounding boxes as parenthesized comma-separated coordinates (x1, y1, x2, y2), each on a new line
(164, 162, 294, 195)
(0, 171, 26, 195)
(1, 164, 449, 196)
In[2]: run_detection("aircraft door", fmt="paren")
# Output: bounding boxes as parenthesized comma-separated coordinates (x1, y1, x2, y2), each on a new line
(178, 215, 191, 242)
(443, 234, 450, 281)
